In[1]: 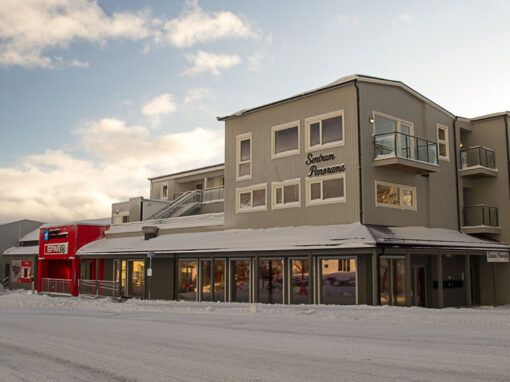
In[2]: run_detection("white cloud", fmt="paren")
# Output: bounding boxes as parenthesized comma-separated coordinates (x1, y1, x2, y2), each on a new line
(395, 14, 413, 24)
(247, 53, 265, 72)
(183, 50, 241, 76)
(0, 0, 155, 68)
(69, 59, 90, 68)
(163, 0, 257, 48)
(184, 88, 211, 103)
(141, 93, 177, 126)
(0, 119, 224, 222)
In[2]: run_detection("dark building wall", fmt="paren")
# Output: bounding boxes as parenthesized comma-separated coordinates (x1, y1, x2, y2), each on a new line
(149, 258, 174, 300)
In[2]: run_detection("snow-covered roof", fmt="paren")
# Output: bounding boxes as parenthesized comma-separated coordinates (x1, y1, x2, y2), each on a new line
(3, 245, 38, 256)
(19, 228, 40, 243)
(107, 213, 224, 235)
(41, 217, 111, 229)
(78, 223, 510, 257)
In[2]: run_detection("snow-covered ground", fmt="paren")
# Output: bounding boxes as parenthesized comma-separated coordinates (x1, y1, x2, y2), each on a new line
(1, 290, 509, 382)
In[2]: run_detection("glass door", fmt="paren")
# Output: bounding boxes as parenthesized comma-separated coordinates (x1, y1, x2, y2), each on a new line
(200, 259, 212, 301)
(177, 260, 197, 301)
(258, 259, 283, 304)
(319, 258, 356, 305)
(128, 261, 145, 298)
(379, 257, 406, 306)
(412, 266, 426, 307)
(213, 259, 226, 302)
(289, 259, 311, 304)
(230, 259, 250, 302)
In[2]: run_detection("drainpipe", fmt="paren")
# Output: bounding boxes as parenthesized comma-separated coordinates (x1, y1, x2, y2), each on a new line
(504, 115, 510, 199)
(354, 80, 364, 225)
(453, 117, 461, 231)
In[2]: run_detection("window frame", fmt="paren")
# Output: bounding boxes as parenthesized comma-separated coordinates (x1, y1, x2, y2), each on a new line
(271, 121, 300, 159)
(161, 184, 168, 199)
(305, 173, 346, 206)
(271, 178, 301, 210)
(236, 183, 267, 213)
(305, 110, 345, 152)
(436, 124, 449, 161)
(236, 133, 252, 182)
(372, 111, 414, 136)
(374, 180, 417, 211)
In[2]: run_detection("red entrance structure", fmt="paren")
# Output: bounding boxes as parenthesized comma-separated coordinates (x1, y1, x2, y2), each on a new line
(37, 223, 108, 296)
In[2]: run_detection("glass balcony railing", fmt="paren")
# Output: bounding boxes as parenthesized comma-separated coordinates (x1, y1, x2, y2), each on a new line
(202, 187, 224, 202)
(374, 132, 438, 165)
(460, 147, 496, 169)
(463, 205, 499, 227)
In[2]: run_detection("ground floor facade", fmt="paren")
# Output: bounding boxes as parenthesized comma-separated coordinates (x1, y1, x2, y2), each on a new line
(80, 248, 508, 308)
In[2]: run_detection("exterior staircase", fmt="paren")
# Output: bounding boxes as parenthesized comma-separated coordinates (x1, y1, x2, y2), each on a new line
(146, 190, 203, 220)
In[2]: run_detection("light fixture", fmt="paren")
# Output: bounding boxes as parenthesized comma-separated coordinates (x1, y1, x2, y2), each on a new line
(369, 117, 375, 124)
(459, 142, 463, 148)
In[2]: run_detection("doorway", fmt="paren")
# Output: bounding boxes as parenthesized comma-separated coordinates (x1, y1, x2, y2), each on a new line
(380, 257, 406, 306)
(412, 266, 426, 307)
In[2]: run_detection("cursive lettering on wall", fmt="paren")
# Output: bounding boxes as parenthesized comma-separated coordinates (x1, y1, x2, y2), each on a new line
(308, 164, 345, 177)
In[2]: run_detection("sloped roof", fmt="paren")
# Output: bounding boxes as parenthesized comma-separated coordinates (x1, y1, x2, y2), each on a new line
(3, 245, 38, 256)
(19, 228, 40, 243)
(217, 74, 456, 121)
(40, 217, 111, 229)
(78, 223, 509, 257)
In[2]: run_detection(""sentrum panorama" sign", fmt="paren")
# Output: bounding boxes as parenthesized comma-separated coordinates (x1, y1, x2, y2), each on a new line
(305, 153, 345, 177)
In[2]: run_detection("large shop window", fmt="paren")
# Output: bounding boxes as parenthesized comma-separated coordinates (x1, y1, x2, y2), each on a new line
(272, 121, 300, 158)
(200, 259, 226, 302)
(305, 110, 344, 151)
(375, 181, 416, 210)
(258, 259, 283, 303)
(236, 133, 252, 181)
(306, 174, 345, 206)
(177, 260, 197, 301)
(437, 124, 449, 161)
(320, 258, 356, 305)
(230, 259, 250, 302)
(272, 179, 300, 209)
(380, 257, 406, 306)
(236, 184, 267, 213)
(290, 259, 311, 304)
(115, 260, 145, 298)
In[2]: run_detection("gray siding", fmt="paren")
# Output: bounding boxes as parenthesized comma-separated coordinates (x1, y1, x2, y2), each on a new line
(224, 84, 360, 229)
(359, 82, 458, 229)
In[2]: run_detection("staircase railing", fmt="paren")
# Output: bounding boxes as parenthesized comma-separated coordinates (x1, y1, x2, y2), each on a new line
(0, 276, 9, 288)
(146, 190, 203, 220)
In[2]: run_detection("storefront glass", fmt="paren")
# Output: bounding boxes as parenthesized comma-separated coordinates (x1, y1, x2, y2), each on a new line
(258, 259, 283, 303)
(231, 259, 250, 302)
(290, 259, 310, 304)
(380, 257, 406, 306)
(201, 260, 212, 301)
(213, 260, 225, 302)
(177, 260, 197, 301)
(320, 258, 356, 305)
(392, 259, 406, 306)
(128, 261, 145, 298)
(379, 258, 390, 305)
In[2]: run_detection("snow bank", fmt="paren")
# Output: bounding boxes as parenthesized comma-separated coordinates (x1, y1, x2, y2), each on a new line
(1, 289, 510, 329)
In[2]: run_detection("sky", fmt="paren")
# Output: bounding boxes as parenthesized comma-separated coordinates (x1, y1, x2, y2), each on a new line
(0, 0, 509, 223)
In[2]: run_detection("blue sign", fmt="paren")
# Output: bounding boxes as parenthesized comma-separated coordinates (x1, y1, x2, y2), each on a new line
(43, 230, 49, 241)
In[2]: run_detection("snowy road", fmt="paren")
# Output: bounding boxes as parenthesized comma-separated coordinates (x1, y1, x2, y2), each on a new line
(1, 291, 509, 381)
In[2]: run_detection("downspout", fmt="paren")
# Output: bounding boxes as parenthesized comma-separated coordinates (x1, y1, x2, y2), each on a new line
(140, 197, 144, 222)
(504, 115, 510, 198)
(354, 80, 364, 225)
(452, 117, 461, 231)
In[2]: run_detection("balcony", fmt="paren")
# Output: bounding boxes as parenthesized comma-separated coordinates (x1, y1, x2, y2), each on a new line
(459, 146, 498, 177)
(462, 205, 501, 235)
(373, 132, 439, 174)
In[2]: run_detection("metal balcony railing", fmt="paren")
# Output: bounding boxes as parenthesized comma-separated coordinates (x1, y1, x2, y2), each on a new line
(41, 278, 72, 295)
(460, 146, 496, 169)
(374, 132, 438, 165)
(463, 205, 499, 227)
(78, 279, 120, 297)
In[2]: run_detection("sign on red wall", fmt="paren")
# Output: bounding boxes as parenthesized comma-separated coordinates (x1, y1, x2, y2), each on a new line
(10, 260, 32, 283)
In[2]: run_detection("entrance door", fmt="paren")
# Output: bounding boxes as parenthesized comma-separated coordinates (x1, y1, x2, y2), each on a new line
(412, 266, 426, 307)
(380, 257, 406, 306)
(230, 259, 250, 302)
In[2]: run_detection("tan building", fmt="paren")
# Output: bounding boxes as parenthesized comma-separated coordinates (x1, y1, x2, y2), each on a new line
(79, 75, 510, 308)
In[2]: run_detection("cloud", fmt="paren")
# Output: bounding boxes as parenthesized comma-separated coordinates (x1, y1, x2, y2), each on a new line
(69, 59, 90, 68)
(0, 0, 155, 68)
(183, 50, 241, 76)
(247, 53, 265, 72)
(141, 93, 177, 126)
(0, 119, 224, 222)
(394, 14, 413, 24)
(163, 0, 257, 48)
(184, 88, 211, 103)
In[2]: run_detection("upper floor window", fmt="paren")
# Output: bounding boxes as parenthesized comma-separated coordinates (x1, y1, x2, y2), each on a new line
(375, 181, 416, 210)
(236, 184, 267, 213)
(272, 179, 300, 209)
(306, 173, 345, 206)
(161, 185, 168, 199)
(437, 124, 449, 161)
(236, 133, 252, 181)
(272, 121, 300, 159)
(305, 111, 344, 151)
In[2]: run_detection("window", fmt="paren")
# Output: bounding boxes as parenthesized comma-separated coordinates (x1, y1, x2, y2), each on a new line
(306, 174, 345, 206)
(236, 133, 252, 181)
(272, 179, 300, 209)
(236, 184, 267, 213)
(437, 124, 449, 161)
(375, 181, 417, 210)
(373, 112, 415, 160)
(272, 121, 300, 158)
(305, 111, 344, 151)
(161, 185, 168, 199)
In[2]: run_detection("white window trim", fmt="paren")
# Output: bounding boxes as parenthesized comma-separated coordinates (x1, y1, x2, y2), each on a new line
(305, 173, 346, 206)
(236, 183, 267, 213)
(374, 180, 417, 211)
(236, 133, 252, 182)
(271, 121, 300, 159)
(305, 110, 345, 152)
(437, 124, 449, 161)
(271, 178, 301, 210)
(371, 111, 414, 136)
